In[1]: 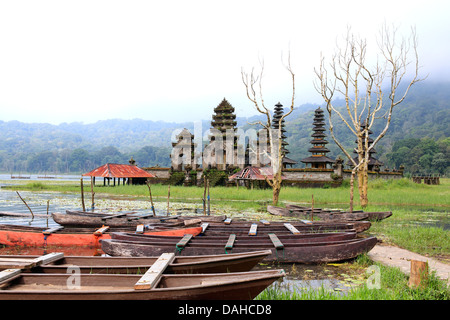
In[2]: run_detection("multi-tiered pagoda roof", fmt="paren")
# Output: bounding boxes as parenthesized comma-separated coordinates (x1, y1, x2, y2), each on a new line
(301, 107, 335, 169)
(272, 102, 297, 168)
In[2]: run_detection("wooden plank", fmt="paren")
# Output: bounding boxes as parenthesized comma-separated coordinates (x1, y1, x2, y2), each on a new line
(201, 223, 209, 233)
(158, 215, 180, 222)
(248, 223, 258, 236)
(268, 233, 284, 249)
(33, 252, 64, 266)
(135, 224, 144, 234)
(224, 218, 232, 225)
(94, 226, 110, 236)
(101, 213, 128, 220)
(0, 253, 64, 270)
(127, 213, 155, 221)
(134, 253, 175, 290)
(0, 268, 21, 285)
(176, 234, 193, 249)
(42, 226, 64, 235)
(225, 234, 236, 250)
(283, 223, 300, 235)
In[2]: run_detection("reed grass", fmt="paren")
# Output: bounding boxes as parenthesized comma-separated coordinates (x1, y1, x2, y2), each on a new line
(8, 177, 449, 208)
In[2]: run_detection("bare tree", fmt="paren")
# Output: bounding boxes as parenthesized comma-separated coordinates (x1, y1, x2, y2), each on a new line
(315, 24, 423, 209)
(241, 55, 295, 205)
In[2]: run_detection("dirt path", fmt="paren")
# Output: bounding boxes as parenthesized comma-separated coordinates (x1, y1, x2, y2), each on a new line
(368, 244, 450, 285)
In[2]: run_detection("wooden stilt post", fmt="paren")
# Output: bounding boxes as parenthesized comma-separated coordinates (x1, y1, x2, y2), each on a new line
(409, 260, 429, 289)
(311, 194, 314, 221)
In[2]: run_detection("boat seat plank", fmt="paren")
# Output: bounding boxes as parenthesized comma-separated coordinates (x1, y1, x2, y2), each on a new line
(159, 215, 180, 222)
(134, 253, 175, 290)
(225, 234, 236, 250)
(283, 223, 300, 235)
(0, 268, 22, 285)
(101, 213, 128, 220)
(42, 226, 64, 235)
(135, 225, 144, 234)
(127, 213, 155, 220)
(32, 252, 64, 266)
(94, 226, 110, 236)
(249, 223, 258, 236)
(176, 234, 193, 249)
(268, 233, 284, 249)
(224, 218, 232, 225)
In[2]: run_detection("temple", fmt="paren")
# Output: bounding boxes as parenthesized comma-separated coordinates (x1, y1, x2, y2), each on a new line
(148, 99, 403, 187)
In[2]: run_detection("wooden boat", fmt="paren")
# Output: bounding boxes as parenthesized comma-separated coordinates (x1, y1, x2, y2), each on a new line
(283, 205, 392, 221)
(268, 205, 369, 221)
(202, 220, 371, 234)
(53, 211, 226, 228)
(0, 250, 272, 274)
(365, 211, 393, 221)
(110, 230, 358, 244)
(0, 252, 284, 300)
(0, 224, 203, 247)
(285, 204, 363, 213)
(52, 211, 179, 228)
(101, 234, 378, 263)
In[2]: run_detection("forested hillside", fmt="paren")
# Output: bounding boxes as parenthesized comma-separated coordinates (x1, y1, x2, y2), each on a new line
(0, 81, 448, 175)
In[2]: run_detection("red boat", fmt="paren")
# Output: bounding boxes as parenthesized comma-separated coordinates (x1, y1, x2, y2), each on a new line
(0, 224, 203, 247)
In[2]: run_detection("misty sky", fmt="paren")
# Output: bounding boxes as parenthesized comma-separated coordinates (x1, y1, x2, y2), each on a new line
(0, 0, 449, 125)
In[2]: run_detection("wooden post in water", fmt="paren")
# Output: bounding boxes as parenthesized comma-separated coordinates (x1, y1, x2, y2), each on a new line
(16, 191, 34, 219)
(203, 176, 207, 215)
(80, 178, 86, 212)
(207, 179, 210, 216)
(146, 180, 156, 216)
(167, 185, 171, 216)
(409, 260, 429, 289)
(90, 176, 95, 211)
(46, 200, 50, 228)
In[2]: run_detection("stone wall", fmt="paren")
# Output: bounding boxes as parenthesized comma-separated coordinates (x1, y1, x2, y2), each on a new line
(145, 165, 403, 187)
(143, 167, 171, 184)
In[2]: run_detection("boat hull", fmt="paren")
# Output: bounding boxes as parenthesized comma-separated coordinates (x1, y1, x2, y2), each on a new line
(0, 250, 272, 274)
(0, 225, 202, 247)
(0, 269, 285, 300)
(101, 236, 378, 264)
